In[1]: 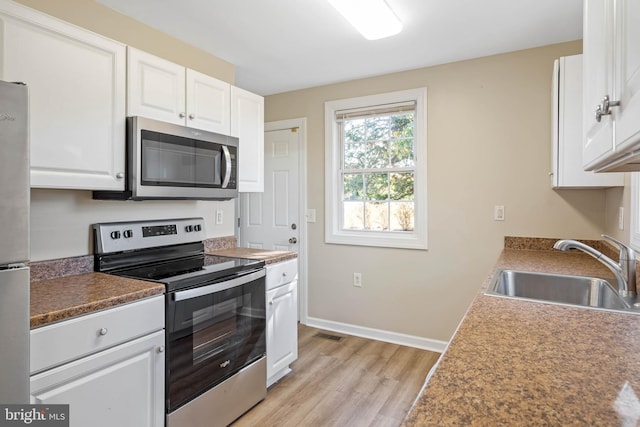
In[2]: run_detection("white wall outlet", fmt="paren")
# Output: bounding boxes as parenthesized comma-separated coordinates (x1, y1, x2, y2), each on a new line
(619, 206, 624, 230)
(494, 205, 505, 221)
(216, 210, 223, 225)
(353, 272, 362, 287)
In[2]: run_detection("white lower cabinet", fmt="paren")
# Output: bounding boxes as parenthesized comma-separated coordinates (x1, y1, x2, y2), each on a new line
(266, 259, 298, 387)
(31, 331, 164, 427)
(30, 296, 165, 427)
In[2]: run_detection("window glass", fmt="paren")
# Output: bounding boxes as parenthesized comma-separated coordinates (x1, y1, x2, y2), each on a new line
(325, 88, 427, 249)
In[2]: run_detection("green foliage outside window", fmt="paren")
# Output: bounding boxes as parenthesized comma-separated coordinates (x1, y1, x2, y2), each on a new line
(341, 113, 415, 231)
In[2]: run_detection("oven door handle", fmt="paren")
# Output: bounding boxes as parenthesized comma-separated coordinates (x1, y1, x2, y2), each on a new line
(173, 269, 265, 301)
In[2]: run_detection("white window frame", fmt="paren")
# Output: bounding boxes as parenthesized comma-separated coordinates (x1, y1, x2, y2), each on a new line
(324, 88, 428, 250)
(630, 173, 640, 251)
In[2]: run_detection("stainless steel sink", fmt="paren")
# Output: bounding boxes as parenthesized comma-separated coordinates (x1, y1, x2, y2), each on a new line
(485, 269, 635, 312)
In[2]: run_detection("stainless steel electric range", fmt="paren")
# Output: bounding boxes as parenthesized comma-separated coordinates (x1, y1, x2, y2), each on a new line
(93, 217, 266, 427)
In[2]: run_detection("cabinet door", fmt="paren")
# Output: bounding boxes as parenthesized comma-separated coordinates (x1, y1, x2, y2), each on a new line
(266, 280, 298, 385)
(186, 68, 230, 134)
(582, 0, 615, 170)
(0, 2, 126, 190)
(613, 0, 640, 151)
(231, 85, 264, 192)
(127, 47, 185, 126)
(31, 331, 165, 427)
(553, 55, 623, 188)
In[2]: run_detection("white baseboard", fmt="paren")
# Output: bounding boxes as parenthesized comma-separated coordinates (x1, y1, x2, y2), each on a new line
(304, 317, 448, 353)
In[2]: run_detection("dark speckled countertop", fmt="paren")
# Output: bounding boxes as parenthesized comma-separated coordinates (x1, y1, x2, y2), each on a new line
(403, 239, 640, 426)
(28, 236, 240, 329)
(28, 238, 291, 329)
(30, 273, 164, 329)
(209, 247, 297, 264)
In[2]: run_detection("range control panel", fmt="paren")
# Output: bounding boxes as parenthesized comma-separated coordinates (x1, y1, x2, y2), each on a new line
(93, 218, 206, 254)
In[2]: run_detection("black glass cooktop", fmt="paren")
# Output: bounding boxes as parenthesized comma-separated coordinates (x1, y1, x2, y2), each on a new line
(110, 254, 264, 292)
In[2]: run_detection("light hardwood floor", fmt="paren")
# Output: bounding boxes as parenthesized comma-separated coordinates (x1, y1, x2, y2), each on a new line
(233, 324, 440, 427)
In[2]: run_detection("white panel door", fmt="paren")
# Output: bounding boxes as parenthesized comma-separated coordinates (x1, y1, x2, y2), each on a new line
(186, 68, 230, 134)
(240, 128, 299, 251)
(613, 0, 640, 151)
(127, 47, 185, 125)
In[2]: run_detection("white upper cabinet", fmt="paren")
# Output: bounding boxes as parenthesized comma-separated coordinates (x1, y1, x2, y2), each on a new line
(613, 0, 640, 155)
(187, 68, 231, 134)
(583, 0, 640, 172)
(127, 47, 231, 134)
(582, 0, 614, 169)
(231, 86, 264, 192)
(0, 0, 126, 190)
(552, 54, 623, 188)
(126, 47, 185, 126)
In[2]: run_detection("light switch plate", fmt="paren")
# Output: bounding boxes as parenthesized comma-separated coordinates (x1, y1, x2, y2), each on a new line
(306, 209, 316, 223)
(619, 207, 624, 230)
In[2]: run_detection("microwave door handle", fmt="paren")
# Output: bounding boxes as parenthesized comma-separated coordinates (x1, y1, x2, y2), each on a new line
(221, 146, 232, 188)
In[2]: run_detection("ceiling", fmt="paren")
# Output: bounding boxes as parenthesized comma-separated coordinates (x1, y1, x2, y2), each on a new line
(96, 0, 583, 96)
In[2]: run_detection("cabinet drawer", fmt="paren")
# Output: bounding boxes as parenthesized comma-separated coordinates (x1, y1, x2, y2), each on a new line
(266, 259, 298, 291)
(31, 296, 164, 374)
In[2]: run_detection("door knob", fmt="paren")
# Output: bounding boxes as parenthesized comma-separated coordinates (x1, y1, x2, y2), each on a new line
(289, 237, 297, 244)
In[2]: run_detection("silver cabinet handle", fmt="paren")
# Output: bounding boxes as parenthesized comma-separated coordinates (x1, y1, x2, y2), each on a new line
(116, 172, 125, 179)
(595, 104, 603, 122)
(269, 300, 274, 305)
(157, 346, 165, 353)
(179, 112, 186, 119)
(99, 328, 108, 336)
(595, 95, 620, 122)
(188, 114, 195, 120)
(289, 237, 297, 244)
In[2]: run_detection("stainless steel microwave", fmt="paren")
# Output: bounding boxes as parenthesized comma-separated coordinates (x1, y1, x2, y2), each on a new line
(94, 116, 238, 201)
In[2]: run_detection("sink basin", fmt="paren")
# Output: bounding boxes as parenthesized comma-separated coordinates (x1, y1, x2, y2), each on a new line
(485, 269, 632, 311)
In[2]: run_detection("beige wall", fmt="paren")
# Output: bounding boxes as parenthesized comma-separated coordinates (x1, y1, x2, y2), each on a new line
(29, 190, 235, 262)
(265, 40, 607, 342)
(604, 181, 629, 241)
(14, 0, 234, 83)
(9, 1, 237, 261)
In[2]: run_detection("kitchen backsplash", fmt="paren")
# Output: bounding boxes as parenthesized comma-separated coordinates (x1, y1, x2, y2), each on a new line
(30, 236, 237, 281)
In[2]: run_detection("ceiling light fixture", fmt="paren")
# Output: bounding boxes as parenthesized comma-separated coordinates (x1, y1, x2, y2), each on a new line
(327, 0, 403, 41)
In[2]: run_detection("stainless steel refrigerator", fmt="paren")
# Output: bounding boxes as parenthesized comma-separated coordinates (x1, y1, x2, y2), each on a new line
(0, 80, 29, 404)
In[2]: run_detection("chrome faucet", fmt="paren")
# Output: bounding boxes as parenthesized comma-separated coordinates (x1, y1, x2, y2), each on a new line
(553, 235, 637, 297)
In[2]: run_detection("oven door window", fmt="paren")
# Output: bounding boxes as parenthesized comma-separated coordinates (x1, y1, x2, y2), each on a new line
(167, 276, 265, 411)
(141, 130, 221, 188)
